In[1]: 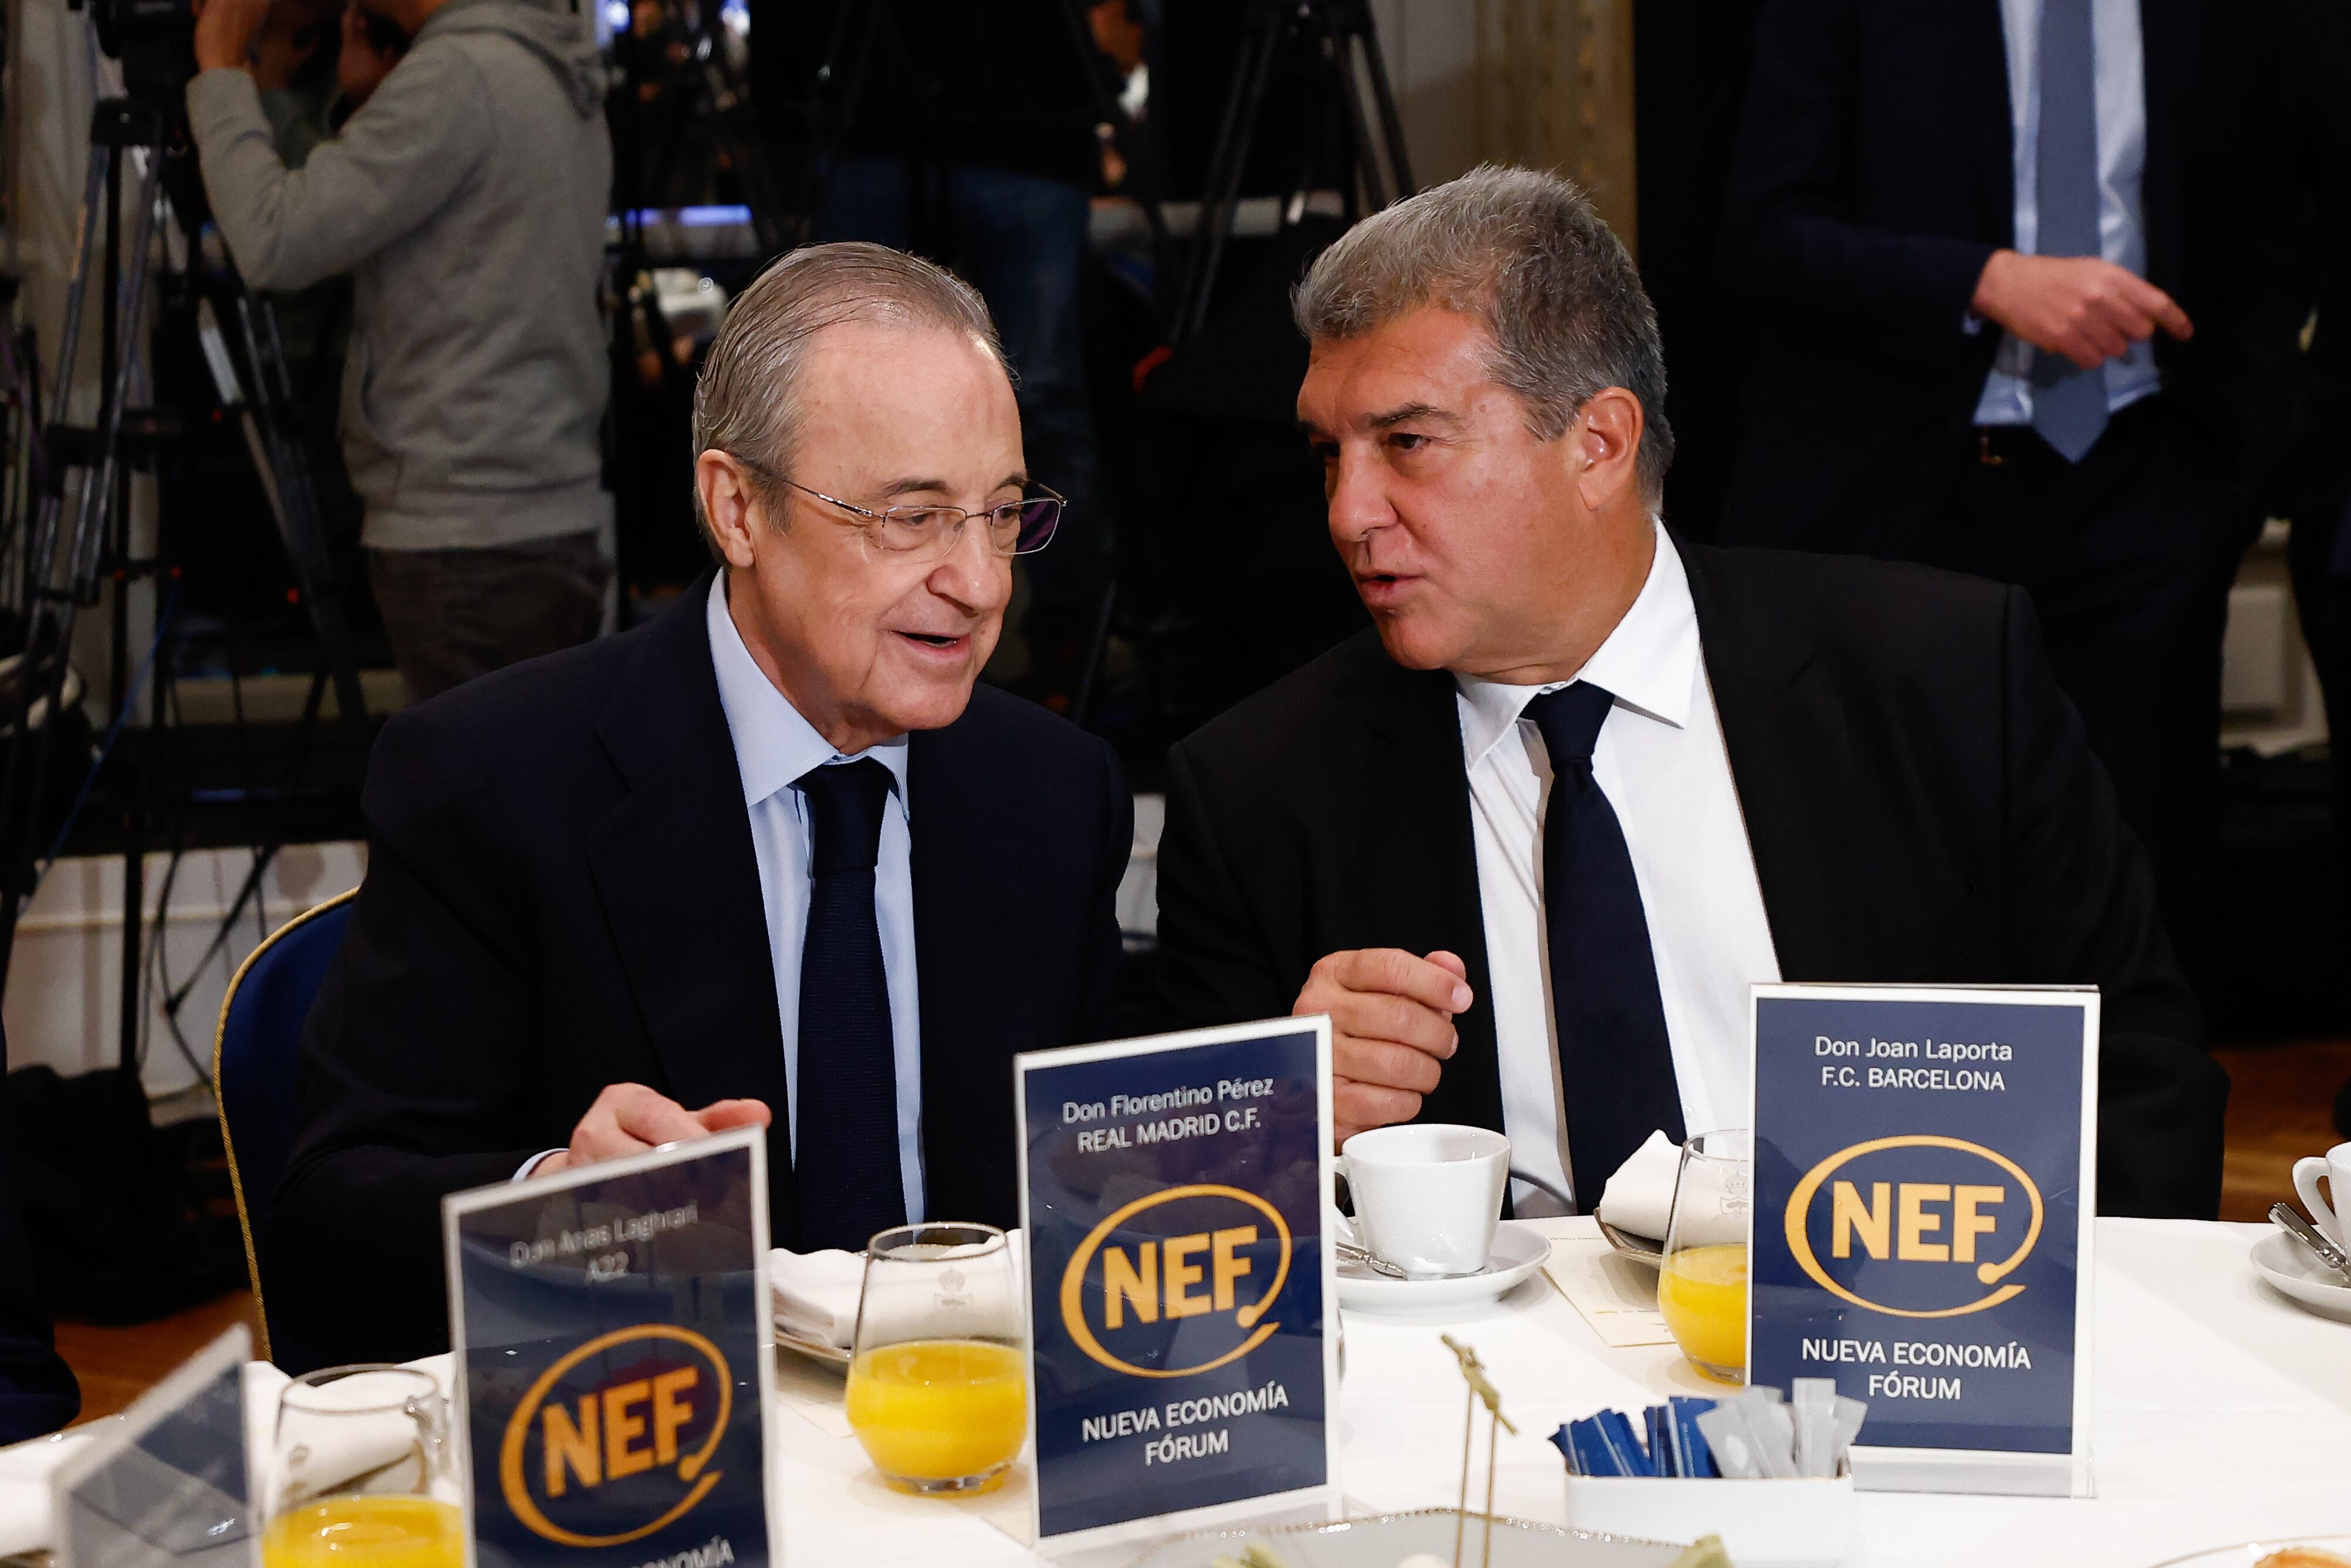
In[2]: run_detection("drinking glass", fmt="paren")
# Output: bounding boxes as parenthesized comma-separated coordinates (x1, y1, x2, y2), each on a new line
(843, 1222, 1026, 1495)
(261, 1364, 462, 1568)
(1657, 1128, 1752, 1383)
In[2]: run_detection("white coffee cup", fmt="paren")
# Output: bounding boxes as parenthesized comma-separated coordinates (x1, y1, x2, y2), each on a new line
(1340, 1123, 1509, 1278)
(2293, 1141, 2351, 1248)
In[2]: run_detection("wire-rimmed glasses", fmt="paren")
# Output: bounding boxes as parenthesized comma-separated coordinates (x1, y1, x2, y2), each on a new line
(732, 454, 1062, 560)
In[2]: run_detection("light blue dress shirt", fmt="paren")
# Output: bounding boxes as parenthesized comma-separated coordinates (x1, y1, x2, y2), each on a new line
(705, 574, 927, 1223)
(1973, 0, 2162, 425)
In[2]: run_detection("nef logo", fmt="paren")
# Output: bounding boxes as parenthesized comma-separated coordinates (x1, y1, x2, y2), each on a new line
(1782, 1136, 2044, 1319)
(499, 1324, 732, 1547)
(1058, 1184, 1292, 1378)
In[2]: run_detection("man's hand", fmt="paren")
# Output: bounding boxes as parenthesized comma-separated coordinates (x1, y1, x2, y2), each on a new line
(1295, 948, 1473, 1147)
(192, 0, 274, 74)
(1971, 250, 2194, 371)
(533, 1084, 772, 1179)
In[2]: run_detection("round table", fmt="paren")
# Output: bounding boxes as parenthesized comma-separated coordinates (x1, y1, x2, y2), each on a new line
(770, 1218, 2351, 1567)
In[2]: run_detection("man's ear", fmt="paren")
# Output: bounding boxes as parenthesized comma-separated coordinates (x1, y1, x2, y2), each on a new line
(1570, 387, 1646, 513)
(695, 451, 766, 571)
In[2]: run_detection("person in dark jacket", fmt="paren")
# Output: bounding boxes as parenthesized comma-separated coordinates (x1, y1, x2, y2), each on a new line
(2276, 0, 2351, 1140)
(1713, 0, 2304, 936)
(267, 245, 1130, 1367)
(0, 1034, 79, 1443)
(1157, 167, 2225, 1221)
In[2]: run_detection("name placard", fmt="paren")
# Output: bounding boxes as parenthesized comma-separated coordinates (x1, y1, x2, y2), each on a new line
(1748, 984, 2097, 1498)
(444, 1127, 781, 1567)
(1016, 1016, 1339, 1551)
(54, 1325, 252, 1568)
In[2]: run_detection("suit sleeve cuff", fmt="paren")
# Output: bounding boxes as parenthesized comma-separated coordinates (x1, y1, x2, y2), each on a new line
(1925, 241, 2001, 332)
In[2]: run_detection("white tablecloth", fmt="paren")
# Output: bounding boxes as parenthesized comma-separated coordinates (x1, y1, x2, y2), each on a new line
(768, 1218, 2351, 1567)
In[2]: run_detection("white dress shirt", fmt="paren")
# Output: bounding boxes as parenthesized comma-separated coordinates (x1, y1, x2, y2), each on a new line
(1973, 0, 2161, 424)
(707, 575, 927, 1221)
(1455, 528, 1781, 1212)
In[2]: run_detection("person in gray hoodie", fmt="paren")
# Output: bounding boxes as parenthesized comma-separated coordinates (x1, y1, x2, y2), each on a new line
(188, 0, 613, 704)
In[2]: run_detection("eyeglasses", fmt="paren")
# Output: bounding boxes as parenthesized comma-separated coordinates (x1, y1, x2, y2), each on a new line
(731, 455, 1062, 559)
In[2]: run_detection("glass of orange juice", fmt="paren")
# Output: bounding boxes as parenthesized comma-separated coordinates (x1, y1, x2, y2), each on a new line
(845, 1221, 1026, 1495)
(262, 1364, 463, 1568)
(1657, 1128, 1752, 1384)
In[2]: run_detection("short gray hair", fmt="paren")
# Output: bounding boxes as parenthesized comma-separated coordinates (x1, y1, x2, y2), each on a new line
(691, 241, 1008, 555)
(1292, 165, 1673, 505)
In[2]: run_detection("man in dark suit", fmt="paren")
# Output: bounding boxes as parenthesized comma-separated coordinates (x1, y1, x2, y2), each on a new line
(1712, 0, 2302, 930)
(269, 243, 1131, 1366)
(0, 1035, 77, 1441)
(1157, 167, 2224, 1222)
(2278, 0, 2351, 1139)
(2278, 0, 2351, 871)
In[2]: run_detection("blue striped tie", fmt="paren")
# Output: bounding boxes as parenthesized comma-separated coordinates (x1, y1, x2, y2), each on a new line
(2029, 0, 2108, 462)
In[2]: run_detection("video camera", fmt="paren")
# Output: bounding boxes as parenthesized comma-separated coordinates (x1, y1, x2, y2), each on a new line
(86, 0, 199, 112)
(75, 0, 217, 232)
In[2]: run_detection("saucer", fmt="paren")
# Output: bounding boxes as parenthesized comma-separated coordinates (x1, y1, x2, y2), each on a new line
(2147, 1534, 2351, 1567)
(773, 1323, 853, 1367)
(2250, 1230, 2351, 1324)
(1335, 1221, 1552, 1316)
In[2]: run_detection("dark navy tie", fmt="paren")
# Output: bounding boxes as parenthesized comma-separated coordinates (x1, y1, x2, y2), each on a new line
(2029, 0, 2107, 462)
(1523, 682, 1686, 1210)
(792, 758, 907, 1252)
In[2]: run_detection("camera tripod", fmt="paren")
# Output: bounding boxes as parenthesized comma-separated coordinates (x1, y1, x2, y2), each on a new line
(0, 94, 373, 1063)
(611, 0, 792, 261)
(1171, 0, 1415, 342)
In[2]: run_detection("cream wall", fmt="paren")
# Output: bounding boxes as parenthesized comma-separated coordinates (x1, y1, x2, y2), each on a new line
(1369, 0, 1639, 243)
(2, 846, 366, 1097)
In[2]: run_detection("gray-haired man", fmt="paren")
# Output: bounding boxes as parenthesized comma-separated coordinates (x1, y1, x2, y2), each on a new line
(1156, 165, 2225, 1220)
(266, 244, 1131, 1368)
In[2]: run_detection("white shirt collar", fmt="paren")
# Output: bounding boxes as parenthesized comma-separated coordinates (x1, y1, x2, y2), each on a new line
(705, 573, 911, 811)
(1454, 523, 1700, 769)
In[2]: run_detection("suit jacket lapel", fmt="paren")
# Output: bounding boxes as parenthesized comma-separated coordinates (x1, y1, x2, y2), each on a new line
(1358, 653, 1504, 1133)
(1964, 0, 2017, 244)
(905, 721, 998, 1218)
(582, 580, 797, 1229)
(1680, 540, 1852, 981)
(2135, 0, 2191, 296)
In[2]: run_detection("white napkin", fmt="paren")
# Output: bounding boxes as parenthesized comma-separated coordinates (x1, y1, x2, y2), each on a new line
(769, 1232, 1029, 1350)
(769, 1248, 867, 1347)
(1595, 1129, 1682, 1241)
(251, 1360, 458, 1510)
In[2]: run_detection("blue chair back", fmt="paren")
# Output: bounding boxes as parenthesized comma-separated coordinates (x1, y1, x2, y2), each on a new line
(214, 890, 354, 1364)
